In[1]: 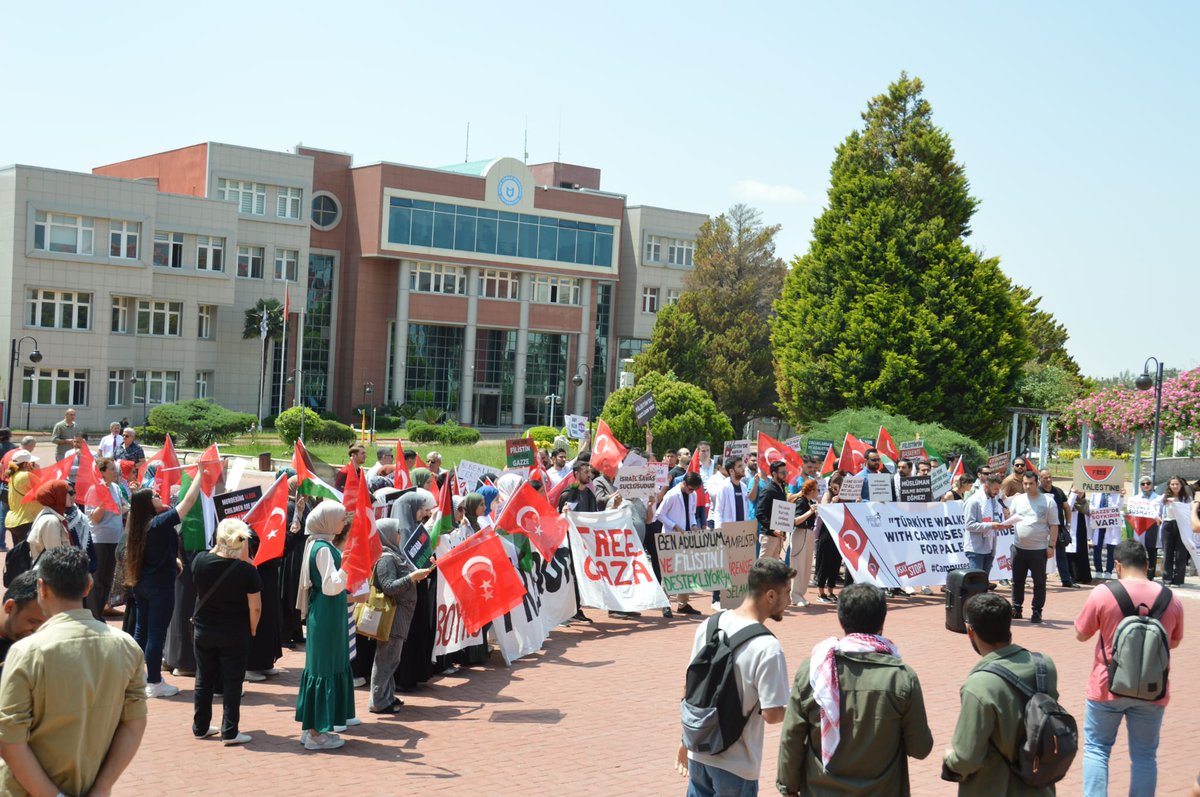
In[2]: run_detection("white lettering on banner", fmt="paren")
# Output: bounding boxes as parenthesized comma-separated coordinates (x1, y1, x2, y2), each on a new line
(717, 521, 757, 610)
(493, 539, 577, 665)
(432, 528, 483, 659)
(770, 499, 796, 534)
(866, 473, 893, 502)
(567, 505, 669, 611)
(656, 528, 731, 595)
(615, 464, 659, 505)
(1126, 498, 1160, 520)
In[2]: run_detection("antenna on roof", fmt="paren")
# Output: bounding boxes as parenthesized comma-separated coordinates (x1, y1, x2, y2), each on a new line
(557, 108, 562, 162)
(524, 117, 529, 165)
(464, 122, 470, 163)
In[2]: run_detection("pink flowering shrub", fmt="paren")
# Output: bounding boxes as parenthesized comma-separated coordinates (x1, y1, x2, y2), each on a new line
(1062, 368, 1200, 436)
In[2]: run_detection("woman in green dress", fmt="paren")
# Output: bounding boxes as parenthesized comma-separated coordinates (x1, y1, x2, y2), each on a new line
(294, 501, 356, 751)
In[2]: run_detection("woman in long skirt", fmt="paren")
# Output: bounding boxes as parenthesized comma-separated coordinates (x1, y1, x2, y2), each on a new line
(294, 502, 355, 751)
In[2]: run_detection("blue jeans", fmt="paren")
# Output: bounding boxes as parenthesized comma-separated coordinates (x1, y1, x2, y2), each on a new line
(687, 759, 757, 797)
(1083, 697, 1164, 797)
(966, 552, 993, 575)
(133, 578, 176, 684)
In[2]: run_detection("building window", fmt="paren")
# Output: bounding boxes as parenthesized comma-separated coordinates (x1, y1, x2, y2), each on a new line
(524, 333, 568, 425)
(237, 245, 265, 279)
(23, 367, 88, 406)
(645, 235, 662, 263)
(26, 289, 91, 330)
(478, 269, 518, 299)
(406, 324, 464, 413)
(473, 329, 517, 426)
(109, 221, 141, 259)
(195, 371, 212, 399)
(132, 370, 179, 405)
(301, 253, 336, 411)
(410, 263, 466, 295)
(618, 338, 650, 362)
(107, 369, 129, 406)
(592, 282, 613, 417)
(136, 300, 182, 337)
(218, 178, 266, 215)
(33, 211, 94, 255)
(311, 193, 340, 229)
(197, 236, 225, 272)
(153, 231, 184, 268)
(276, 187, 303, 220)
(198, 305, 216, 340)
(274, 248, 299, 282)
(668, 238, 694, 267)
(111, 296, 132, 333)
(641, 287, 659, 314)
(530, 275, 580, 305)
(665, 288, 681, 306)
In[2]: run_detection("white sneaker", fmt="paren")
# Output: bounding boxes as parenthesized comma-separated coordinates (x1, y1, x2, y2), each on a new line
(195, 726, 219, 739)
(223, 733, 252, 746)
(145, 681, 179, 699)
(352, 676, 366, 688)
(172, 668, 195, 677)
(262, 667, 282, 676)
(920, 586, 933, 596)
(791, 599, 809, 608)
(303, 732, 345, 751)
(244, 671, 266, 682)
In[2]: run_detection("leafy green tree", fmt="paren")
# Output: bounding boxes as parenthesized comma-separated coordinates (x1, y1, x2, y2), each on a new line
(600, 371, 733, 455)
(773, 73, 1031, 440)
(634, 204, 785, 431)
(243, 298, 284, 421)
(148, 400, 256, 447)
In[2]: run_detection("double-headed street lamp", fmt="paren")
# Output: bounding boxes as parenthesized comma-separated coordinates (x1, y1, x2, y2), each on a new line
(543, 393, 561, 429)
(7, 336, 43, 428)
(1135, 357, 1165, 487)
(129, 375, 150, 433)
(571, 361, 594, 440)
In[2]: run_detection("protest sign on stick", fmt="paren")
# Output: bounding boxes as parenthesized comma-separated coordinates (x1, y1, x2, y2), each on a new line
(1073, 459, 1125, 493)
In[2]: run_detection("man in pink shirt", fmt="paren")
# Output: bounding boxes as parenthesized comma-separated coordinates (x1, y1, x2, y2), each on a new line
(1075, 539, 1184, 797)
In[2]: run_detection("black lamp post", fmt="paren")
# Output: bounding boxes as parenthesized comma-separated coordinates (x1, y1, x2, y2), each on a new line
(130, 375, 149, 433)
(363, 382, 374, 443)
(1134, 357, 1164, 487)
(571, 361, 593, 440)
(7, 336, 43, 428)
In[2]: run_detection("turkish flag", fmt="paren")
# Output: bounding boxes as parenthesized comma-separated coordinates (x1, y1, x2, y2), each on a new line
(392, 452, 413, 490)
(193, 445, 223, 494)
(244, 474, 291, 566)
(75, 443, 119, 513)
(495, 481, 566, 563)
(837, 505, 867, 570)
(758, 432, 804, 484)
(686, 449, 710, 509)
(590, 419, 626, 481)
(138, 434, 181, 503)
(411, 450, 427, 470)
(819, 445, 838, 477)
(341, 464, 383, 594)
(546, 468, 573, 510)
(438, 529, 527, 635)
(951, 456, 966, 479)
(838, 433, 867, 474)
(23, 455, 74, 503)
(876, 426, 900, 468)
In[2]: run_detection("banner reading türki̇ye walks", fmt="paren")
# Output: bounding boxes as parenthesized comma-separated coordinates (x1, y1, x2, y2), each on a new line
(566, 505, 669, 611)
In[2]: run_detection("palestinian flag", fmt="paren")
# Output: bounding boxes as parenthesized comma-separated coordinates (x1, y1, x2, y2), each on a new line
(291, 440, 342, 502)
(951, 456, 966, 479)
(179, 445, 221, 552)
(923, 442, 945, 467)
(428, 466, 458, 553)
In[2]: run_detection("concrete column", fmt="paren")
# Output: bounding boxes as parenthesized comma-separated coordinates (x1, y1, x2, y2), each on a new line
(1038, 412, 1050, 470)
(460, 267, 479, 424)
(574, 278, 592, 415)
(513, 272, 530, 429)
(1009, 411, 1020, 459)
(391, 261, 411, 405)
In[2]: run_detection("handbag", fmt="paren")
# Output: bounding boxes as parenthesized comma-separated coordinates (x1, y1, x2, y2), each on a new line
(354, 584, 396, 642)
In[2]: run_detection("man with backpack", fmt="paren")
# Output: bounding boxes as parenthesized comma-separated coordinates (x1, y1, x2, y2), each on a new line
(1074, 539, 1184, 797)
(676, 557, 792, 796)
(942, 592, 1074, 793)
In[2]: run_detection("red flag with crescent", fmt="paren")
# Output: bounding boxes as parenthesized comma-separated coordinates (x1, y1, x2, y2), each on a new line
(244, 474, 291, 566)
(837, 504, 868, 570)
(392, 450, 413, 490)
(757, 431, 803, 485)
(438, 529, 527, 635)
(838, 433, 867, 474)
(590, 419, 627, 481)
(496, 480, 566, 563)
(341, 464, 382, 594)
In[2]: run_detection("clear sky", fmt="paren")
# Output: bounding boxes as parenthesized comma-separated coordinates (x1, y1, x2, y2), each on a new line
(3, 1, 1194, 379)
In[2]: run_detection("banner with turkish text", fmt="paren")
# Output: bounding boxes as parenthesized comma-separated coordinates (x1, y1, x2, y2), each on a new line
(566, 505, 669, 611)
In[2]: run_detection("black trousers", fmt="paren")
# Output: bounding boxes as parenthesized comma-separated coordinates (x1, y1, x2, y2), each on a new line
(1011, 547, 1048, 612)
(1142, 524, 1159, 580)
(193, 632, 249, 740)
(1161, 520, 1188, 585)
(87, 543, 118, 620)
(816, 528, 842, 590)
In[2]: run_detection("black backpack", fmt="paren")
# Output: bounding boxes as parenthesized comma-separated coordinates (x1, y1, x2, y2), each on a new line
(3, 541, 33, 588)
(679, 612, 773, 755)
(978, 652, 1078, 787)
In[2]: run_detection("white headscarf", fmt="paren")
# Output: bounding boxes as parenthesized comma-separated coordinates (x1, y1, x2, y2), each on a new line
(296, 502, 347, 618)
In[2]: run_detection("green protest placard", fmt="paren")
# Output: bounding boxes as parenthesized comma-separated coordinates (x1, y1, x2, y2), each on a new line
(505, 438, 536, 469)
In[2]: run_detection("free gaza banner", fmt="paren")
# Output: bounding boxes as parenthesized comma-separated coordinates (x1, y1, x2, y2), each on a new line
(566, 505, 669, 611)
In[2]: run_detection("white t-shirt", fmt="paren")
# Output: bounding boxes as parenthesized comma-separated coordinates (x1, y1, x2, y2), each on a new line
(687, 611, 789, 781)
(1009, 492, 1055, 550)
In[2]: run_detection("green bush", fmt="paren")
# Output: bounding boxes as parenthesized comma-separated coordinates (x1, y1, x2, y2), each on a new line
(405, 421, 439, 442)
(375, 415, 404, 432)
(600, 371, 734, 454)
(260, 413, 278, 430)
(523, 426, 563, 441)
(1089, 447, 1131, 462)
(147, 400, 256, 448)
(275, 407, 324, 446)
(139, 426, 169, 446)
(381, 402, 420, 420)
(404, 420, 480, 445)
(315, 420, 356, 445)
(318, 410, 341, 422)
(798, 407, 988, 472)
(416, 407, 446, 424)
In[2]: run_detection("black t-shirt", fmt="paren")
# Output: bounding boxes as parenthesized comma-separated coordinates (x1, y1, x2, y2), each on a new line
(191, 552, 263, 636)
(139, 508, 180, 585)
(796, 496, 816, 529)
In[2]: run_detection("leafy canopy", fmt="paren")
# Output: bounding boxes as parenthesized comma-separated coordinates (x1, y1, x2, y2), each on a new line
(600, 371, 733, 455)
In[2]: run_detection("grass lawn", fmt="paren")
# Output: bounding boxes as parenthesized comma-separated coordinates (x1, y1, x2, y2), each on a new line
(217, 437, 509, 471)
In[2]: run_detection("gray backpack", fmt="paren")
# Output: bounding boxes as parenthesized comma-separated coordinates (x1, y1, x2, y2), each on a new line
(1101, 581, 1172, 700)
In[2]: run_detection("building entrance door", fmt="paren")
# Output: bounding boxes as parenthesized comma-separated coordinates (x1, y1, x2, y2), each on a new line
(475, 391, 500, 427)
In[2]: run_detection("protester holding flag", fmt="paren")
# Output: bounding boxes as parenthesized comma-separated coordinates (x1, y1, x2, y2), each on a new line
(124, 470, 204, 698)
(4, 451, 40, 548)
(86, 457, 129, 620)
(294, 502, 356, 751)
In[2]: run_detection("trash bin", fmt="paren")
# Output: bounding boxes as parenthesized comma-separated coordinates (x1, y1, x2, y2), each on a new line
(945, 569, 989, 634)
(258, 452, 273, 472)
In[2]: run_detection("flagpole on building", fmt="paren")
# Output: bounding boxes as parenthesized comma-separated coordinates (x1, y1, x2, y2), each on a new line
(294, 307, 305, 408)
(257, 308, 268, 429)
(278, 289, 289, 415)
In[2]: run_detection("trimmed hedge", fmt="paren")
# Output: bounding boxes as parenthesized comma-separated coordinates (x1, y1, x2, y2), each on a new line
(405, 420, 481, 445)
(146, 400, 256, 447)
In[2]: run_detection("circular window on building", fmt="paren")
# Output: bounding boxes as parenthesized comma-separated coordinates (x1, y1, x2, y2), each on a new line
(311, 192, 341, 230)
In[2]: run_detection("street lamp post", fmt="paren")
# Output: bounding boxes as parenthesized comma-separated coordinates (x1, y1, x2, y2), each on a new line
(6, 336, 43, 428)
(543, 393, 561, 429)
(571, 361, 593, 440)
(1135, 357, 1165, 487)
(129, 375, 150, 433)
(362, 382, 375, 444)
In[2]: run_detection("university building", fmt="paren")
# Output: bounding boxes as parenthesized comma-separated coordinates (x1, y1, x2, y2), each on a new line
(0, 142, 703, 432)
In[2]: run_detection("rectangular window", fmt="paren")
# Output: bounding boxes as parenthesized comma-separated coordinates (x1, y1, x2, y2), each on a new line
(217, 178, 266, 215)
(197, 236, 225, 272)
(136, 300, 183, 337)
(132, 370, 179, 405)
(237, 245, 265, 279)
(641, 287, 659, 314)
(107, 369, 129, 407)
(273, 248, 299, 281)
(409, 263, 465, 295)
(198, 305, 216, 340)
(33, 211, 94, 255)
(405, 324, 464, 414)
(665, 288, 681, 306)
(645, 235, 662, 263)
(478, 269, 518, 299)
(109, 220, 141, 259)
(153, 231, 184, 268)
(110, 296, 132, 333)
(530, 275, 580, 305)
(668, 238, 695, 267)
(195, 371, 212, 399)
(26, 289, 91, 330)
(276, 186, 302, 219)
(23, 367, 88, 407)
